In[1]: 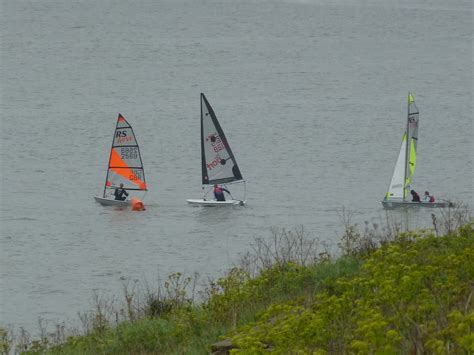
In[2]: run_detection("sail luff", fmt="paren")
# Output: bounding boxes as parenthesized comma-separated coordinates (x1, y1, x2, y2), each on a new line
(403, 93, 419, 199)
(103, 114, 122, 198)
(200, 93, 243, 185)
(403, 94, 410, 200)
(200, 94, 208, 185)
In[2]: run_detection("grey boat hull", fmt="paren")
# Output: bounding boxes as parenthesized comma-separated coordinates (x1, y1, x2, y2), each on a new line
(186, 199, 246, 207)
(94, 196, 131, 207)
(382, 200, 452, 209)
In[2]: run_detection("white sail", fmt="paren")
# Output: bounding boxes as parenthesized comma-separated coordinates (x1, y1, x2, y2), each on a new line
(200, 93, 243, 185)
(386, 133, 407, 199)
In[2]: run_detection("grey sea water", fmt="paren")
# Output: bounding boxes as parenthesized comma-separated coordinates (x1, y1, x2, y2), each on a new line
(1, 0, 472, 331)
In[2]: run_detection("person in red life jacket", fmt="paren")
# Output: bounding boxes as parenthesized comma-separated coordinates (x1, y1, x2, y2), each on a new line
(410, 189, 421, 202)
(214, 184, 230, 201)
(423, 191, 435, 203)
(114, 183, 129, 201)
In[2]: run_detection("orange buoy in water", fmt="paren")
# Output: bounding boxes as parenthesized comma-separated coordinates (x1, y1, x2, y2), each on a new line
(131, 198, 146, 211)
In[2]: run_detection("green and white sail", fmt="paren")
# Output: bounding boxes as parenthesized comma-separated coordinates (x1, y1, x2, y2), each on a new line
(385, 93, 419, 200)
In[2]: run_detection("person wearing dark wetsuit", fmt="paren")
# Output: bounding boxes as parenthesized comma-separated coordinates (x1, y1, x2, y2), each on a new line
(214, 184, 230, 201)
(410, 190, 421, 202)
(114, 183, 129, 201)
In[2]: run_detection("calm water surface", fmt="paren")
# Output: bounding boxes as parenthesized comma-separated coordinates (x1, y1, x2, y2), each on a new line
(1, 0, 472, 330)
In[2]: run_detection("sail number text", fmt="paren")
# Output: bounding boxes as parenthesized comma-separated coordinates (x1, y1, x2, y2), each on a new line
(207, 134, 225, 153)
(129, 169, 143, 181)
(120, 147, 138, 160)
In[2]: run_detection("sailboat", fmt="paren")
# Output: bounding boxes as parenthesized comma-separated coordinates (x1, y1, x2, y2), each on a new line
(186, 93, 246, 206)
(94, 114, 147, 206)
(382, 94, 448, 209)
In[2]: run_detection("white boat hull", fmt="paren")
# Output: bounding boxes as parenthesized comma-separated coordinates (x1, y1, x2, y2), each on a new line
(186, 199, 245, 207)
(382, 200, 452, 209)
(94, 196, 131, 207)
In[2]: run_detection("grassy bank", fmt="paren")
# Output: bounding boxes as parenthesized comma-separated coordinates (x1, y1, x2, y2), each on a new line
(4, 210, 473, 354)
(230, 224, 473, 353)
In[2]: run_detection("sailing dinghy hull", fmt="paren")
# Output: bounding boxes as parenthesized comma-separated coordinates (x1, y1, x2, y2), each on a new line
(381, 200, 451, 209)
(94, 197, 131, 207)
(186, 199, 245, 207)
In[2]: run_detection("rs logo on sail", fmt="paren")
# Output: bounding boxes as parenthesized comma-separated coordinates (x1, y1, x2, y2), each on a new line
(116, 130, 133, 143)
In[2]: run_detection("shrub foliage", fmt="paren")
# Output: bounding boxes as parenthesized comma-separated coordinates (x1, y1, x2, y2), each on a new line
(16, 216, 473, 354)
(230, 224, 474, 354)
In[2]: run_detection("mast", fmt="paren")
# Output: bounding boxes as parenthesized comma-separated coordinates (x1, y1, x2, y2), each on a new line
(403, 93, 410, 201)
(200, 94, 208, 185)
(103, 114, 120, 198)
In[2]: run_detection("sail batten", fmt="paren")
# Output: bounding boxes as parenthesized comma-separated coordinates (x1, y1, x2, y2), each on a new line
(200, 93, 243, 185)
(103, 114, 147, 197)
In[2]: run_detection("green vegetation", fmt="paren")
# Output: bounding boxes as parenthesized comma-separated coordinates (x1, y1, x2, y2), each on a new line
(0, 327, 12, 355)
(10, 210, 474, 354)
(230, 224, 473, 354)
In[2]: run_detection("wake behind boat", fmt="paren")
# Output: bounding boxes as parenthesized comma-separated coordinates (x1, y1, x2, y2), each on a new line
(382, 94, 450, 209)
(186, 93, 246, 207)
(94, 114, 147, 207)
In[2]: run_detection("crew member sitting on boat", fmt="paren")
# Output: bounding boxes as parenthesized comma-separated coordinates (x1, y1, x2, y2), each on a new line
(410, 190, 421, 202)
(423, 191, 435, 203)
(114, 183, 129, 201)
(214, 184, 230, 201)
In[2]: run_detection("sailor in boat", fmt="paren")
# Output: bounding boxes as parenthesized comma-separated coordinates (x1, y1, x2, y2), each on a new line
(422, 191, 435, 203)
(214, 184, 230, 201)
(114, 183, 129, 201)
(410, 190, 421, 202)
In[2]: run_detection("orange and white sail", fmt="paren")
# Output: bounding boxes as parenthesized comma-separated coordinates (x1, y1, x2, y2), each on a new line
(102, 114, 147, 197)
